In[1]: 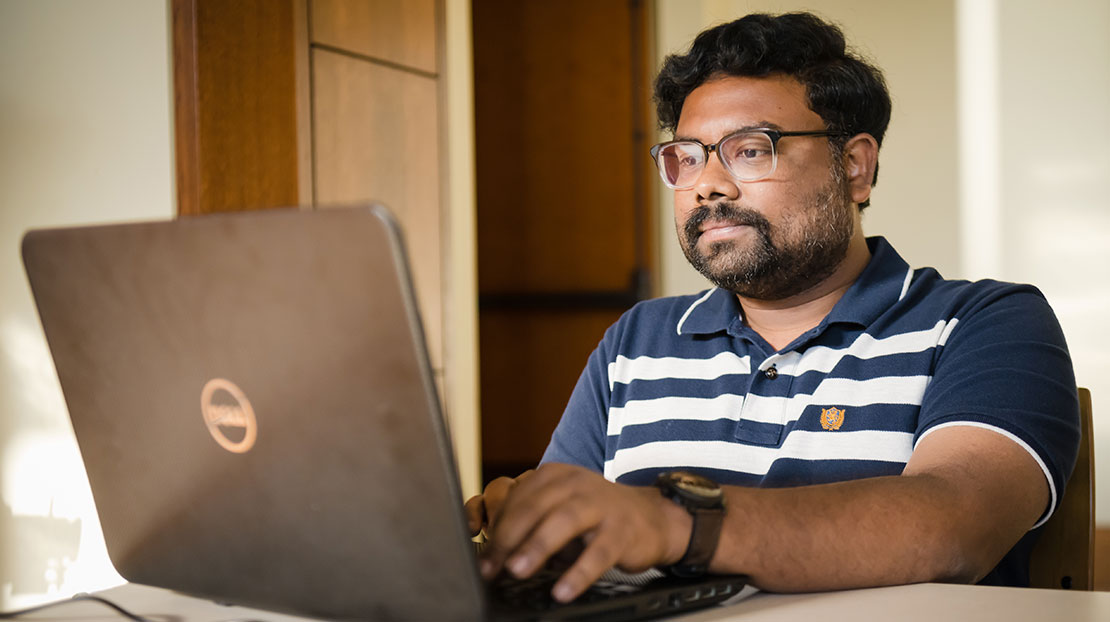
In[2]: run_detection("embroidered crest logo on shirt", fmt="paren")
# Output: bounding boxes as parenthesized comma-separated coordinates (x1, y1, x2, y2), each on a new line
(820, 406, 845, 431)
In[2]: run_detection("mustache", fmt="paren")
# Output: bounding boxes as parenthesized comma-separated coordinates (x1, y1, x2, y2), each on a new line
(683, 203, 772, 245)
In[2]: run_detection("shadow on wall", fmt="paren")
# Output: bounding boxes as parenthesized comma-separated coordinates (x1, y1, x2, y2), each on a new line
(0, 500, 81, 600)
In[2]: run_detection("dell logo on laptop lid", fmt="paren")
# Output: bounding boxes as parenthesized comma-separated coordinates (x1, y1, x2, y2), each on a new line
(200, 378, 257, 453)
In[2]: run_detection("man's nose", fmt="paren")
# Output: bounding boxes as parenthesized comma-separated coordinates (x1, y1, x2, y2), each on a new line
(694, 153, 741, 204)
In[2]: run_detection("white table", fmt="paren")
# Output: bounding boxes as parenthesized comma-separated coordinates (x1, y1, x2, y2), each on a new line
(680, 582, 1110, 621)
(9, 582, 1110, 621)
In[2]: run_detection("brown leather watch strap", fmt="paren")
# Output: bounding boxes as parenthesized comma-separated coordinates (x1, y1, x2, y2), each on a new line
(673, 506, 725, 576)
(654, 470, 726, 577)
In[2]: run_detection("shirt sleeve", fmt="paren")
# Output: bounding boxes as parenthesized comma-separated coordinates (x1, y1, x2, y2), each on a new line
(915, 284, 1080, 526)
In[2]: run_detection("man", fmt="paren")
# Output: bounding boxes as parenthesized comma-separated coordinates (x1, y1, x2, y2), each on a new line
(465, 12, 1079, 602)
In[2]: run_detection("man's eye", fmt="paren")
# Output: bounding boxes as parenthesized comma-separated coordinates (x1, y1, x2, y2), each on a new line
(731, 146, 770, 160)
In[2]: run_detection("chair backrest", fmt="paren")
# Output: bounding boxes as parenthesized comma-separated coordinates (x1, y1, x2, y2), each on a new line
(1028, 387, 1095, 590)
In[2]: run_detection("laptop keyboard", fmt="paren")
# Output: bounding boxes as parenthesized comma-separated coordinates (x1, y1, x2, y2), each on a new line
(491, 567, 646, 612)
(477, 539, 745, 620)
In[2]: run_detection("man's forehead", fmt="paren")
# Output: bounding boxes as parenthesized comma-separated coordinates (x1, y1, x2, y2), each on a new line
(674, 74, 820, 139)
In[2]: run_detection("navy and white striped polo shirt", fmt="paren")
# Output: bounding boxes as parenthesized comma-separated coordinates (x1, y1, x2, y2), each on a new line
(541, 237, 1079, 585)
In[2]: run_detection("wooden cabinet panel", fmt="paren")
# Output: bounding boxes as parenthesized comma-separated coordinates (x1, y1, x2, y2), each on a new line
(312, 48, 443, 373)
(311, 0, 437, 73)
(174, 0, 301, 215)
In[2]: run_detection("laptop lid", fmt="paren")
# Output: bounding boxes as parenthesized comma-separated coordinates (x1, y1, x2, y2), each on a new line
(22, 205, 487, 620)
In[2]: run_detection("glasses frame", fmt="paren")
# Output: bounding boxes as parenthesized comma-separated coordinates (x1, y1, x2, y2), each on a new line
(649, 128, 850, 189)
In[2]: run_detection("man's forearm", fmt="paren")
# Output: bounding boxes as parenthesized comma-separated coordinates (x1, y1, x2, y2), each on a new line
(707, 427, 1048, 592)
(711, 475, 973, 590)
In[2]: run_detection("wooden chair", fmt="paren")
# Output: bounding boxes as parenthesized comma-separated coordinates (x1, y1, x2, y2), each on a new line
(1028, 387, 1095, 590)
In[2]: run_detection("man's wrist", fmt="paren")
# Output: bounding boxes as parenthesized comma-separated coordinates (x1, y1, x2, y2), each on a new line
(655, 487, 695, 566)
(653, 471, 727, 576)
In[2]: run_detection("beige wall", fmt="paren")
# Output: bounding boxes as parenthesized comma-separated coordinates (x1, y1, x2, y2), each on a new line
(654, 0, 1109, 525)
(444, 0, 482, 500)
(0, 0, 174, 608)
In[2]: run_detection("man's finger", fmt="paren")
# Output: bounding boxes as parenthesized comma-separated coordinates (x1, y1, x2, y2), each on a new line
(503, 500, 599, 579)
(551, 528, 623, 602)
(487, 470, 583, 555)
(463, 494, 486, 536)
(481, 475, 523, 529)
(480, 469, 587, 579)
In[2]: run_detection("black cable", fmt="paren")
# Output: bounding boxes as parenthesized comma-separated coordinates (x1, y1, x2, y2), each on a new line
(0, 592, 156, 621)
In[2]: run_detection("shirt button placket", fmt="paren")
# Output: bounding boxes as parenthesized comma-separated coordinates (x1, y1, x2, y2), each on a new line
(738, 354, 780, 435)
(763, 354, 795, 439)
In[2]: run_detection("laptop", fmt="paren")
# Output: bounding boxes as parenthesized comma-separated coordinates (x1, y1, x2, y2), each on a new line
(22, 205, 746, 621)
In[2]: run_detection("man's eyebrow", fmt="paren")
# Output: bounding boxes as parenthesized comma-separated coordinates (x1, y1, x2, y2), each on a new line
(672, 121, 784, 142)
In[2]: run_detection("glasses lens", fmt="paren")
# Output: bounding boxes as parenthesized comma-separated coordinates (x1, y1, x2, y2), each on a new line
(654, 142, 705, 188)
(719, 132, 775, 181)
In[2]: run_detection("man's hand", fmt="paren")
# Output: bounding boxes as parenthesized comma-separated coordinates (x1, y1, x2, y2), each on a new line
(468, 463, 691, 603)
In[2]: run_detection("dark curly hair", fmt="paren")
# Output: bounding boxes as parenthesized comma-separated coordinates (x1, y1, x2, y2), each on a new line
(654, 12, 891, 207)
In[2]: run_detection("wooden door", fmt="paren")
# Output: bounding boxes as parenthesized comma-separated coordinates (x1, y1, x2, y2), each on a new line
(472, 0, 657, 480)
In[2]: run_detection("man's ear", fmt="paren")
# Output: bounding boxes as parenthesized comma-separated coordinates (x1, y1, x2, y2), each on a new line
(843, 133, 879, 205)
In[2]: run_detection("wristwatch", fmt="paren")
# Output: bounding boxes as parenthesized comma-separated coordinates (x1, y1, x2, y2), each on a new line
(654, 470, 726, 577)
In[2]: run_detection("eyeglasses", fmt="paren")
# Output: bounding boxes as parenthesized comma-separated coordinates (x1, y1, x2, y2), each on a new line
(649, 129, 849, 189)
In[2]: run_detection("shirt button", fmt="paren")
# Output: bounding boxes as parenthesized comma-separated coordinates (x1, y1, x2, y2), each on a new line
(764, 365, 778, 379)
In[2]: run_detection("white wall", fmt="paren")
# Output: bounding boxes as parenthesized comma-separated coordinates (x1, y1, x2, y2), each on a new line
(986, 0, 1110, 524)
(655, 0, 1110, 524)
(0, 0, 174, 609)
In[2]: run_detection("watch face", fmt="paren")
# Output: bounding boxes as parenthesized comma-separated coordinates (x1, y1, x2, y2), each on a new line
(665, 471, 723, 501)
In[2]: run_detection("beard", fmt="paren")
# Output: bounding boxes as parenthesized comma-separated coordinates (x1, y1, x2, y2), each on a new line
(678, 162, 855, 301)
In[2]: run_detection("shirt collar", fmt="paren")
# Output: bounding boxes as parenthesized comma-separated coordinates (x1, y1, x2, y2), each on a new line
(823, 236, 912, 328)
(674, 236, 912, 336)
(675, 287, 742, 336)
